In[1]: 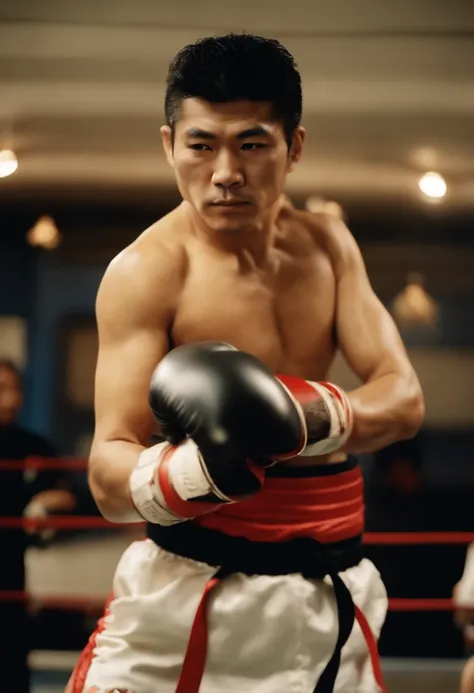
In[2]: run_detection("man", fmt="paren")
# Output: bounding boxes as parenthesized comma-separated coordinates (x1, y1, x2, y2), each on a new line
(453, 548, 474, 693)
(0, 359, 79, 520)
(68, 34, 424, 693)
(0, 358, 77, 693)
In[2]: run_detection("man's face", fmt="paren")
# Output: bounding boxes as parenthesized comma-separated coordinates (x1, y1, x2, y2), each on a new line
(161, 99, 304, 232)
(0, 367, 22, 426)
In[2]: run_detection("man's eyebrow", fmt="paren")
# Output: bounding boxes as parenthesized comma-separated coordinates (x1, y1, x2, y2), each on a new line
(184, 126, 272, 139)
(236, 126, 271, 139)
(185, 128, 216, 139)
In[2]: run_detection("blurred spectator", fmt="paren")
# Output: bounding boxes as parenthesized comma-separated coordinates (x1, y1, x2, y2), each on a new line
(0, 358, 77, 693)
(453, 545, 474, 692)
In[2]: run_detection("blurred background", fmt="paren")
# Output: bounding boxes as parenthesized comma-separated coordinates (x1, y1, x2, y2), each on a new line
(1, 1, 474, 691)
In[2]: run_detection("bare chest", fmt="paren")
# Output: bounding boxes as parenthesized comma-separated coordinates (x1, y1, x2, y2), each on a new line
(171, 252, 337, 379)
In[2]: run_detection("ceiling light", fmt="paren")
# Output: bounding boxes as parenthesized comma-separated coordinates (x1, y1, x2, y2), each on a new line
(418, 171, 447, 200)
(0, 149, 18, 178)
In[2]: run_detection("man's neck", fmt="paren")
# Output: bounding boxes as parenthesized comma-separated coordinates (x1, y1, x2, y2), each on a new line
(184, 200, 284, 267)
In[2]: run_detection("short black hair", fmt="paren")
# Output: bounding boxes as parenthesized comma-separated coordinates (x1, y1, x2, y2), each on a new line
(165, 33, 302, 147)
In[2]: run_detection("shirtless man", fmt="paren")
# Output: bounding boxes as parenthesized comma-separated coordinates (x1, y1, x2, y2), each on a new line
(67, 33, 424, 693)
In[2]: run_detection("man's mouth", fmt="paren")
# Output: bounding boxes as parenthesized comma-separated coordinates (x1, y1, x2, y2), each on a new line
(210, 199, 249, 206)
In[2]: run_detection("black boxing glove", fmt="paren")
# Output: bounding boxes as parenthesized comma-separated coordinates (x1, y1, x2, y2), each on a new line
(128, 342, 305, 525)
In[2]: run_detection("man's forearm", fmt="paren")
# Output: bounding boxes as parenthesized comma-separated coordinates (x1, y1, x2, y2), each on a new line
(88, 440, 145, 523)
(347, 372, 424, 454)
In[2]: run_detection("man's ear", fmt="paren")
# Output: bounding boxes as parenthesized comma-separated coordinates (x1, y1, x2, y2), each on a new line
(288, 126, 305, 171)
(160, 125, 174, 168)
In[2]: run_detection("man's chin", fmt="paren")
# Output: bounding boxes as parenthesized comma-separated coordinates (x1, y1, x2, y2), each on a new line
(201, 213, 250, 233)
(202, 210, 256, 233)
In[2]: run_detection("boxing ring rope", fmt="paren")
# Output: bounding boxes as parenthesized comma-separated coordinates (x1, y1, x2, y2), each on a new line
(0, 458, 90, 471)
(5, 514, 474, 544)
(0, 591, 463, 613)
(2, 457, 473, 615)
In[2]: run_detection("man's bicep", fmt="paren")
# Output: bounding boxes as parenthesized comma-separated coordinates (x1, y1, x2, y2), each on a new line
(93, 328, 168, 447)
(93, 341, 161, 447)
(91, 247, 177, 447)
(336, 256, 412, 382)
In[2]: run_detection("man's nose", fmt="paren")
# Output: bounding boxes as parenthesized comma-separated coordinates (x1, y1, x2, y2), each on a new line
(211, 150, 244, 188)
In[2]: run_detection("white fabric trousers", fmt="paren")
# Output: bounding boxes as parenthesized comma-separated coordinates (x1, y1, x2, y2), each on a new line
(79, 539, 387, 693)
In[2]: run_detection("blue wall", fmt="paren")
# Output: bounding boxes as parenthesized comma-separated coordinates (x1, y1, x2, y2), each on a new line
(0, 231, 38, 429)
(0, 232, 36, 318)
(27, 259, 104, 436)
(0, 233, 105, 435)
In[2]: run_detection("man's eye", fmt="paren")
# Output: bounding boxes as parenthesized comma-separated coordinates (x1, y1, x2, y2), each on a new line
(189, 144, 211, 151)
(241, 143, 266, 151)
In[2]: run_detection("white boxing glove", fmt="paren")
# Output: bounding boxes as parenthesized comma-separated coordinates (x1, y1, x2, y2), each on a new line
(128, 438, 264, 526)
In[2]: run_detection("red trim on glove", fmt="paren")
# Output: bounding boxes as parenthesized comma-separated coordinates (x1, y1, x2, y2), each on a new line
(319, 381, 353, 431)
(158, 446, 223, 518)
(277, 374, 321, 404)
(246, 460, 266, 486)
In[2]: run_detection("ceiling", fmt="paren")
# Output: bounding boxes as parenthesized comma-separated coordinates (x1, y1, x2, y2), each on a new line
(1, 0, 474, 209)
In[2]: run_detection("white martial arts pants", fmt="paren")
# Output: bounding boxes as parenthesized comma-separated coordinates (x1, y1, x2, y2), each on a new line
(74, 539, 388, 693)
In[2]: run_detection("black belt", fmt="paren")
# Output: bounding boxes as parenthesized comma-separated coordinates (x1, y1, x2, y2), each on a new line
(148, 522, 363, 693)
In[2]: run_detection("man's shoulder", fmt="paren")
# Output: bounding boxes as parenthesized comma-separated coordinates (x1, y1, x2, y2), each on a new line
(95, 206, 189, 325)
(104, 207, 188, 287)
(295, 209, 345, 243)
(294, 210, 361, 270)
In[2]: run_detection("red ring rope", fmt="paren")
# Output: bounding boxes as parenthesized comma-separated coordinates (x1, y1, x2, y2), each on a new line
(364, 532, 474, 545)
(0, 591, 106, 609)
(388, 598, 455, 611)
(0, 458, 88, 471)
(0, 591, 467, 612)
(2, 513, 474, 545)
(0, 516, 129, 529)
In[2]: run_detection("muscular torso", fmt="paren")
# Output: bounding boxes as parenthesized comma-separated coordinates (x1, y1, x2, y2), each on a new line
(172, 207, 337, 381)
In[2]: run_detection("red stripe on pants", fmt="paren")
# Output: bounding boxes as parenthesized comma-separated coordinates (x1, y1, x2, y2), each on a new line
(175, 575, 387, 693)
(68, 594, 114, 693)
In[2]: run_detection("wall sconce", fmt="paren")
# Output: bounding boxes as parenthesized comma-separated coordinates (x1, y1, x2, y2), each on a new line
(26, 216, 62, 250)
(305, 196, 345, 220)
(392, 272, 439, 327)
